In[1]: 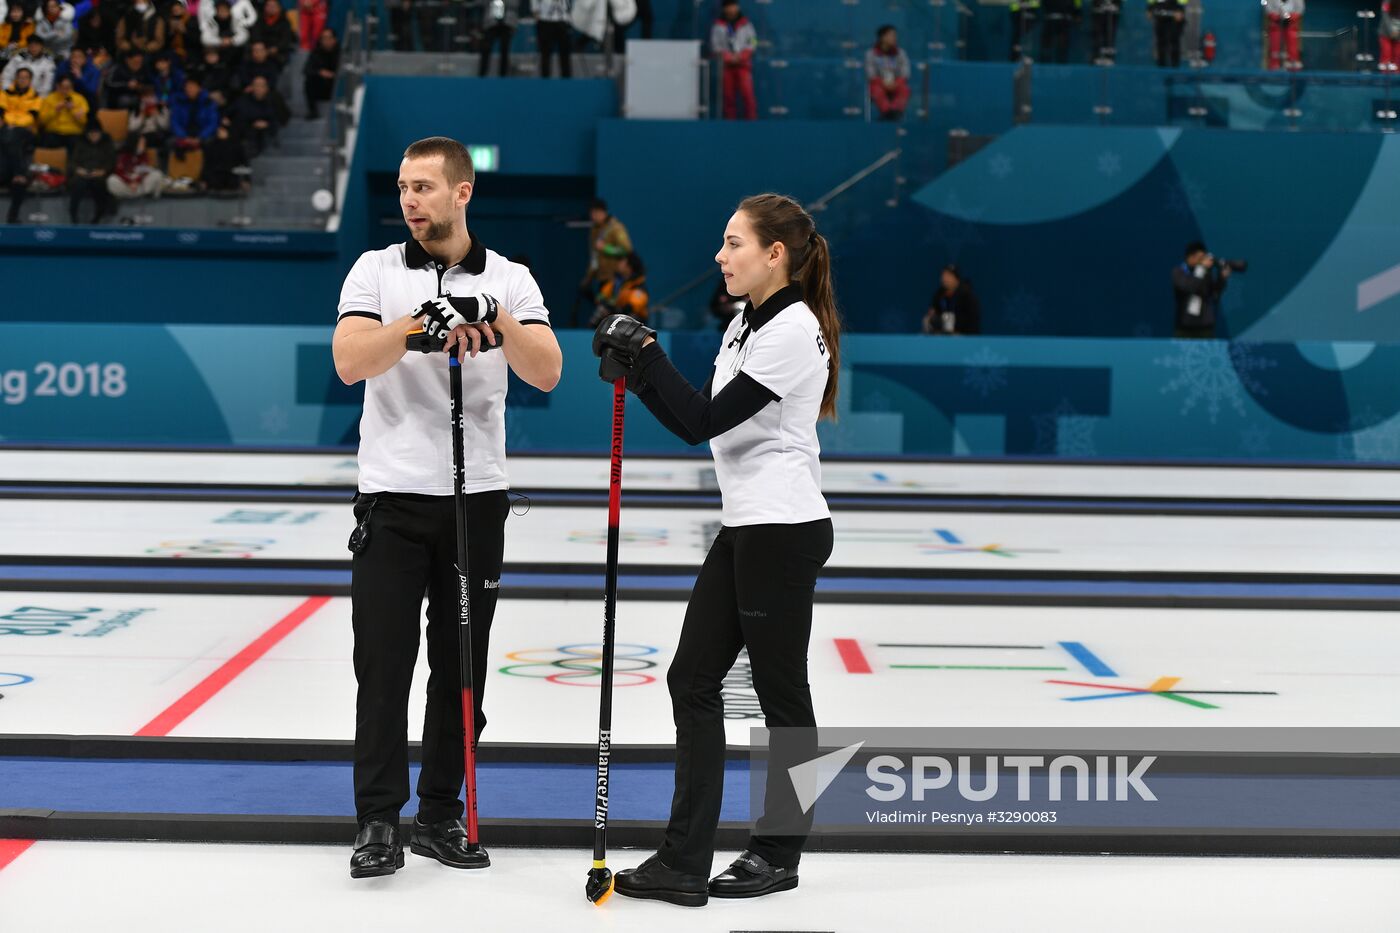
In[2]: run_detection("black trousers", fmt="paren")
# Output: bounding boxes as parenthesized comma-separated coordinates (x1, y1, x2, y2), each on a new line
(1092, 10, 1120, 59)
(479, 24, 513, 76)
(351, 490, 508, 827)
(69, 176, 112, 223)
(659, 519, 834, 876)
(1154, 15, 1183, 67)
(1040, 14, 1072, 64)
(537, 20, 572, 77)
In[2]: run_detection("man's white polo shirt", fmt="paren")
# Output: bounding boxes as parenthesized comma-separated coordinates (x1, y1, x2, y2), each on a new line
(337, 236, 551, 496)
(708, 284, 831, 527)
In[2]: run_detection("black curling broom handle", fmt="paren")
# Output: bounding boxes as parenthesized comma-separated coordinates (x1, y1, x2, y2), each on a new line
(592, 378, 626, 870)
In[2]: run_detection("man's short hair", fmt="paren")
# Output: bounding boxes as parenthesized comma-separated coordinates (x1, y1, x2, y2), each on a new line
(403, 136, 475, 187)
(590, 197, 608, 213)
(1184, 240, 1207, 258)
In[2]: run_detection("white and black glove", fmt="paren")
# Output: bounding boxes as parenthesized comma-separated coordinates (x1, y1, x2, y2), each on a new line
(407, 295, 502, 353)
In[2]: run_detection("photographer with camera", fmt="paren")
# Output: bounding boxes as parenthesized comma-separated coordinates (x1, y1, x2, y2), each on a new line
(1173, 241, 1244, 339)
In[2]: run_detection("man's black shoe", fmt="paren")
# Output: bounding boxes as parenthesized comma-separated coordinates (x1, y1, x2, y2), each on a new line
(708, 850, 798, 898)
(349, 819, 403, 879)
(408, 816, 490, 869)
(613, 854, 709, 907)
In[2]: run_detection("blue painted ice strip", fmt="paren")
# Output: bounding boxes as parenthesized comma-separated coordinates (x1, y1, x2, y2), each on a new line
(1059, 641, 1118, 677)
(936, 529, 962, 544)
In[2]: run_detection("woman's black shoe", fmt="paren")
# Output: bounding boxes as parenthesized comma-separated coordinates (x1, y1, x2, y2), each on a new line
(708, 850, 799, 898)
(349, 819, 403, 879)
(613, 854, 709, 907)
(408, 816, 490, 869)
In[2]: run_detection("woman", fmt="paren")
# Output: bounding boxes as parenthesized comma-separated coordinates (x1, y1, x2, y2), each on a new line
(592, 193, 839, 908)
(301, 25, 336, 118)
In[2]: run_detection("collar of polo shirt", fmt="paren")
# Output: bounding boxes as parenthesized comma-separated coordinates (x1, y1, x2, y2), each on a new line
(403, 235, 488, 275)
(743, 282, 804, 331)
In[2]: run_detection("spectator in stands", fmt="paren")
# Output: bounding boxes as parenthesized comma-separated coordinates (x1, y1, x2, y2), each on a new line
(923, 264, 981, 335)
(201, 0, 252, 65)
(38, 71, 85, 147)
(589, 250, 648, 327)
(2, 66, 40, 150)
(116, 0, 167, 56)
(56, 46, 99, 104)
(169, 73, 218, 157)
(229, 72, 280, 155)
(1, 111, 31, 222)
(1, 5, 35, 62)
(165, 0, 202, 64)
(201, 118, 247, 192)
(150, 51, 183, 103)
(3, 34, 54, 94)
(297, 0, 326, 51)
(191, 45, 234, 105)
(1147, 0, 1185, 68)
(104, 49, 150, 109)
(1091, 0, 1121, 64)
(249, 0, 294, 68)
(711, 0, 756, 120)
(68, 120, 116, 221)
(578, 196, 631, 325)
(866, 25, 910, 122)
(1008, 0, 1038, 62)
(74, 5, 114, 58)
(478, 0, 517, 77)
(1264, 0, 1303, 71)
(385, 0, 412, 52)
(128, 84, 171, 143)
(533, 0, 572, 78)
(34, 0, 78, 59)
(1173, 240, 1230, 338)
(236, 38, 279, 90)
(107, 131, 167, 199)
(302, 25, 336, 118)
(1039, 0, 1078, 64)
(1382, 1, 1400, 72)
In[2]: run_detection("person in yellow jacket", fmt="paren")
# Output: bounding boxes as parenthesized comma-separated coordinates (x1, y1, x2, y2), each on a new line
(38, 73, 87, 148)
(576, 196, 633, 325)
(1, 67, 42, 137)
(589, 251, 649, 327)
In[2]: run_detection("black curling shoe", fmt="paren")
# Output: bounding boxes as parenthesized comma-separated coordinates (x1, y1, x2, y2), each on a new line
(350, 820, 403, 879)
(409, 816, 490, 869)
(612, 854, 710, 907)
(708, 850, 799, 898)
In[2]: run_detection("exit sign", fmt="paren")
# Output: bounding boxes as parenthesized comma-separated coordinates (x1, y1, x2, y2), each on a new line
(469, 145, 500, 173)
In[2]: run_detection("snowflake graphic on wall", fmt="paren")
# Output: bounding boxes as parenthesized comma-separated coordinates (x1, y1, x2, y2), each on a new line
(1238, 424, 1271, 456)
(1154, 341, 1275, 423)
(926, 192, 986, 260)
(1163, 176, 1207, 218)
(260, 404, 290, 436)
(1001, 288, 1045, 331)
(1097, 151, 1123, 176)
(1336, 408, 1400, 463)
(1031, 399, 1099, 457)
(961, 347, 1009, 398)
(988, 153, 1014, 179)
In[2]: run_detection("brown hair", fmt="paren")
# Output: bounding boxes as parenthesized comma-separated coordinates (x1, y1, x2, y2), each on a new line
(403, 136, 475, 187)
(736, 193, 842, 420)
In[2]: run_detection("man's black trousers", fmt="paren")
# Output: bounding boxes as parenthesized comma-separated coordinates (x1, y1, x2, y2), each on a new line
(659, 519, 834, 876)
(351, 490, 508, 828)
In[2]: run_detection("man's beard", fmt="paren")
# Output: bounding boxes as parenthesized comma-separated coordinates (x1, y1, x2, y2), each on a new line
(417, 218, 455, 241)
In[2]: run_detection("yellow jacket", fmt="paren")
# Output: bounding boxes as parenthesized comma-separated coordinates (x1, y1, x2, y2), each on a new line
(1, 85, 40, 130)
(40, 89, 88, 136)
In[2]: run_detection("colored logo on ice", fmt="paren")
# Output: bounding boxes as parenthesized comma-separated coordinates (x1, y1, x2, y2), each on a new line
(500, 643, 659, 687)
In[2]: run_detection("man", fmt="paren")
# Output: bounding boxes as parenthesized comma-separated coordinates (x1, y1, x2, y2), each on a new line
(103, 49, 150, 109)
(1009, 0, 1040, 61)
(37, 72, 86, 148)
(2, 35, 55, 96)
(68, 121, 116, 223)
(1172, 241, 1231, 338)
(228, 72, 280, 156)
(711, 0, 756, 120)
(1264, 0, 1304, 71)
(866, 25, 910, 122)
(923, 264, 981, 335)
(1147, 0, 1186, 68)
(1091, 0, 1121, 64)
(1040, 0, 1079, 65)
(168, 74, 218, 155)
(332, 136, 561, 879)
(578, 196, 630, 325)
(532, 0, 572, 78)
(1, 66, 41, 139)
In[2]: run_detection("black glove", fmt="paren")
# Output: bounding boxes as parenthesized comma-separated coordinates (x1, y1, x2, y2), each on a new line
(592, 313, 654, 360)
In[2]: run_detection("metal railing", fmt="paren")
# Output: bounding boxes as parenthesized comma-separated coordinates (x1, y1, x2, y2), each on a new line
(326, 10, 374, 221)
